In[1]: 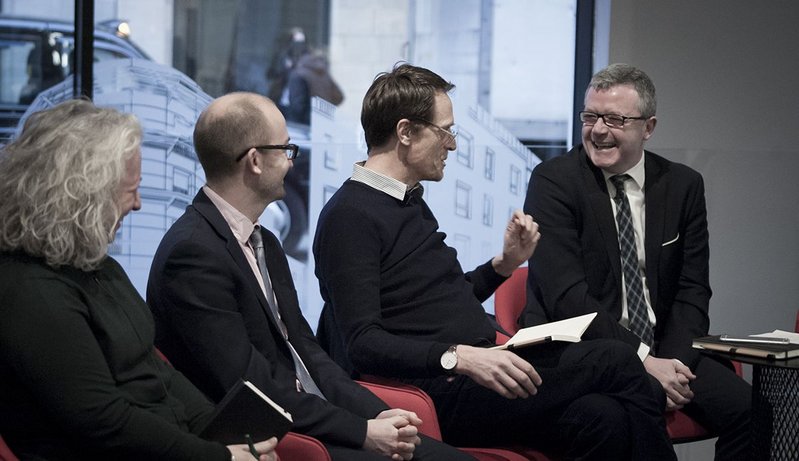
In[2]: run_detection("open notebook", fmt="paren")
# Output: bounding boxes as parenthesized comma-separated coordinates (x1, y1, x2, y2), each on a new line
(493, 312, 597, 350)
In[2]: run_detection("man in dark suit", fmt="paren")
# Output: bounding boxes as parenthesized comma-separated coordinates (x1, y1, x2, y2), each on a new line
(147, 92, 472, 461)
(522, 63, 751, 460)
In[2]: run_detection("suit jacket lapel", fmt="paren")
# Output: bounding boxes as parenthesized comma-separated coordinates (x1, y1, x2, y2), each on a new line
(579, 149, 623, 292)
(191, 190, 324, 386)
(643, 152, 666, 310)
(191, 190, 281, 333)
(261, 230, 300, 335)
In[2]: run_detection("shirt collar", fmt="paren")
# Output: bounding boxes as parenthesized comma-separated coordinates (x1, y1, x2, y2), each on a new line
(203, 185, 256, 245)
(602, 151, 646, 190)
(351, 162, 421, 201)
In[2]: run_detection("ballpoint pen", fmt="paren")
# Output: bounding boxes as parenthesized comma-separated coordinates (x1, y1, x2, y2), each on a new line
(245, 434, 259, 460)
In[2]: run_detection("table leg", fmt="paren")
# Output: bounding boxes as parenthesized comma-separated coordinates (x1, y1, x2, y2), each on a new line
(750, 365, 799, 460)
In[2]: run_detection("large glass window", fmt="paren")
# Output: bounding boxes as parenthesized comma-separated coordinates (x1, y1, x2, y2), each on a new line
(408, 0, 576, 160)
(1, 0, 587, 326)
(172, 0, 331, 99)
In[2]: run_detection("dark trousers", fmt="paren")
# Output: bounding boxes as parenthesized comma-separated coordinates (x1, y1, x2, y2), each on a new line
(408, 339, 676, 461)
(679, 354, 751, 461)
(324, 434, 476, 461)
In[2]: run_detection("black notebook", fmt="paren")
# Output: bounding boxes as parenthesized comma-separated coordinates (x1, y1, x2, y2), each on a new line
(692, 334, 799, 360)
(199, 379, 293, 445)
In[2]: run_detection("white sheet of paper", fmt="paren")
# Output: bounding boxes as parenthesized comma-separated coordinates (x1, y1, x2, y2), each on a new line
(749, 329, 799, 344)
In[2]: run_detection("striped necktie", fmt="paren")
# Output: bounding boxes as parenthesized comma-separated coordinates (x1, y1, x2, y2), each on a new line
(610, 175, 654, 346)
(249, 227, 326, 399)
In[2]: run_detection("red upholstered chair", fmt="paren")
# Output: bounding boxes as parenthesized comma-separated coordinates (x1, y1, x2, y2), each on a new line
(493, 267, 529, 338)
(0, 429, 327, 461)
(0, 436, 19, 461)
(359, 377, 553, 461)
(795, 310, 799, 333)
(276, 432, 332, 461)
(493, 267, 718, 444)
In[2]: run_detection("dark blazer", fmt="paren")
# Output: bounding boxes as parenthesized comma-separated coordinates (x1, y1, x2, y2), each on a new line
(522, 146, 711, 368)
(147, 189, 387, 448)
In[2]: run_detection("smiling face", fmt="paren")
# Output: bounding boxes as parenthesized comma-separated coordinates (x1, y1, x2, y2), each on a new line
(404, 92, 457, 183)
(114, 148, 142, 234)
(582, 84, 656, 174)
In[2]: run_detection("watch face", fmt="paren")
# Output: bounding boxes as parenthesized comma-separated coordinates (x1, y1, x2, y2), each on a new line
(441, 351, 457, 370)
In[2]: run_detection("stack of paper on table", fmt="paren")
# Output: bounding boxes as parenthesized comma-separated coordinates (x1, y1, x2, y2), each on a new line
(692, 330, 799, 360)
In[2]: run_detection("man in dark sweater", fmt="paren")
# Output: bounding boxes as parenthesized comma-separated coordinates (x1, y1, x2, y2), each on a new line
(313, 63, 677, 460)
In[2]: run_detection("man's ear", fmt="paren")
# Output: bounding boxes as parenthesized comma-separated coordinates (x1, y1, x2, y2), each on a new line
(396, 119, 414, 146)
(643, 116, 657, 141)
(242, 148, 263, 174)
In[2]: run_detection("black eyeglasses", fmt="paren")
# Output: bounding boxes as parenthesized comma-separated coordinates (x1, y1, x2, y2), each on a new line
(579, 111, 648, 129)
(235, 144, 300, 162)
(410, 118, 459, 140)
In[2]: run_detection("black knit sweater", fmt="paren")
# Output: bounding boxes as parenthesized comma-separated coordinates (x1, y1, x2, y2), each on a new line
(313, 179, 506, 378)
(0, 252, 229, 461)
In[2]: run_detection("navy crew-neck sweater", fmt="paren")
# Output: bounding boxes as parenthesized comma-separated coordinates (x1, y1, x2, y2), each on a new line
(314, 179, 505, 378)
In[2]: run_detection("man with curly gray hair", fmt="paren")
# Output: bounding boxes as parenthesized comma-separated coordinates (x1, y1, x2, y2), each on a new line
(0, 99, 276, 460)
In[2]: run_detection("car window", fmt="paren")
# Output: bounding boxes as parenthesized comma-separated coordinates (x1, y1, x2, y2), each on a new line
(94, 47, 132, 61)
(0, 19, 149, 145)
(0, 36, 138, 105)
(0, 37, 37, 105)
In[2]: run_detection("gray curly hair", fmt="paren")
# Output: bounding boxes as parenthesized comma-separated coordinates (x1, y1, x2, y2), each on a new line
(0, 99, 141, 271)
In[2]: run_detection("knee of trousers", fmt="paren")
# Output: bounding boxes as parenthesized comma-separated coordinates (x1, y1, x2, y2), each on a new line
(564, 393, 631, 440)
(571, 338, 641, 370)
(560, 395, 632, 459)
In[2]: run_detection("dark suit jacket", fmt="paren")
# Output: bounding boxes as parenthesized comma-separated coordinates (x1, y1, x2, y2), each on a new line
(147, 189, 387, 448)
(522, 146, 711, 369)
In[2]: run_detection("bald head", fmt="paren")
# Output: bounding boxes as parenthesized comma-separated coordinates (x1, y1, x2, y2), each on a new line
(193, 92, 286, 182)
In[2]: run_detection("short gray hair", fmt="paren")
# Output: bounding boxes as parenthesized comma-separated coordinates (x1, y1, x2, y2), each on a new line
(588, 63, 657, 118)
(0, 99, 141, 271)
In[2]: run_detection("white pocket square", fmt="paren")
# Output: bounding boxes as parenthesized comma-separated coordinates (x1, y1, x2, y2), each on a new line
(662, 233, 680, 246)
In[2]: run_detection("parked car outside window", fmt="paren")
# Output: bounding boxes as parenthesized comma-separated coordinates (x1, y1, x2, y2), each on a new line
(0, 15, 149, 144)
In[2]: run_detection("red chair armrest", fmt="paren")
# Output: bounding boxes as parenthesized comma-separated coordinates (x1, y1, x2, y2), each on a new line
(275, 432, 331, 461)
(357, 377, 444, 440)
(460, 447, 538, 461)
(0, 435, 19, 461)
(494, 267, 528, 335)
